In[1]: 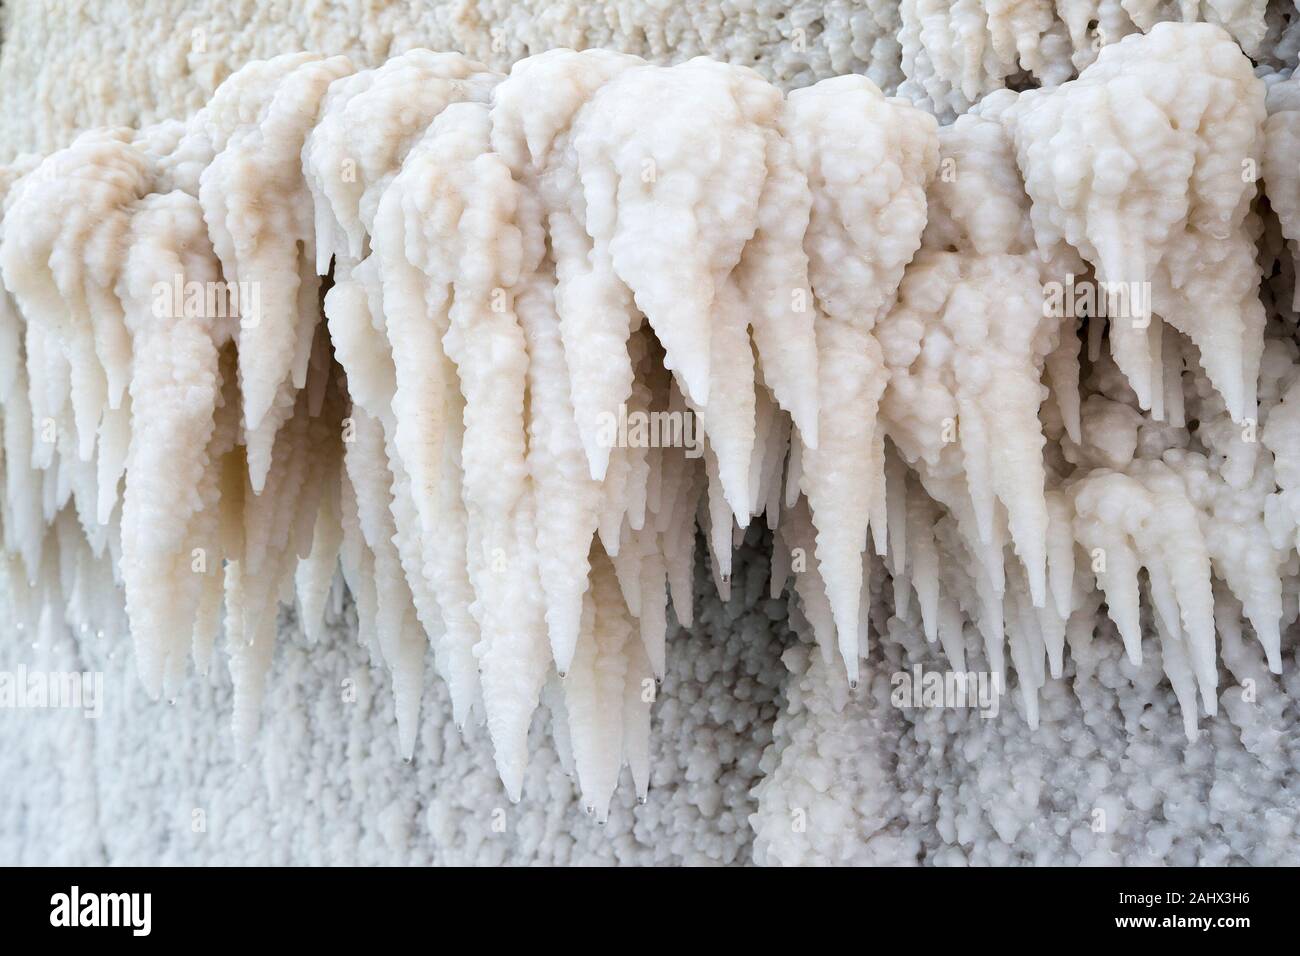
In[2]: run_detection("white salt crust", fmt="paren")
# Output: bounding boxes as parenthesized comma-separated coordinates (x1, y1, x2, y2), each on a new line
(1, 5, 1300, 865)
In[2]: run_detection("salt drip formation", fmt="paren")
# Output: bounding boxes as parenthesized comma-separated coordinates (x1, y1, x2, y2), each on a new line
(1, 20, 1299, 827)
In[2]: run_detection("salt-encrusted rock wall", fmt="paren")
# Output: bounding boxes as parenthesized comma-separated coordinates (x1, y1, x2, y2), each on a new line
(3, 1, 1300, 867)
(5, 1, 1298, 159)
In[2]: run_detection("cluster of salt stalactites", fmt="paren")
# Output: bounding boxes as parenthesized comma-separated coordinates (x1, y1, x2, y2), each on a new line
(0, 22, 1296, 819)
(894, 0, 1287, 118)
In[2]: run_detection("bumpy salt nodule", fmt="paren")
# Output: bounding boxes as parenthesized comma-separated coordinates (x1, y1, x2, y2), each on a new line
(0, 23, 1296, 822)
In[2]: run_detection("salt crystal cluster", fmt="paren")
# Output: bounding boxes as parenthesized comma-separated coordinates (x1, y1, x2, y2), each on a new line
(1, 13, 1299, 859)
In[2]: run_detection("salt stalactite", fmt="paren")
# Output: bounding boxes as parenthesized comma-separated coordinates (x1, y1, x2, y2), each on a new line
(880, 254, 1059, 675)
(354, 68, 499, 740)
(0, 129, 144, 495)
(784, 75, 937, 687)
(116, 190, 235, 698)
(896, 0, 1270, 118)
(1, 22, 1298, 815)
(897, 0, 1071, 117)
(873, 100, 1086, 714)
(198, 53, 355, 491)
(305, 50, 501, 755)
(0, 130, 180, 694)
(1009, 23, 1266, 424)
(489, 50, 644, 489)
(195, 56, 359, 751)
(425, 102, 552, 798)
(488, 50, 631, 677)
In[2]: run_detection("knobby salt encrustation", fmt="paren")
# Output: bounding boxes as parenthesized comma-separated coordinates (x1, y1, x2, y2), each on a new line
(0, 22, 1294, 831)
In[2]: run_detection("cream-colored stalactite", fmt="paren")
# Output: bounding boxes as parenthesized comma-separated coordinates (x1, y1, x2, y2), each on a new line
(1175, 445, 1287, 673)
(489, 50, 641, 674)
(340, 405, 427, 758)
(307, 49, 497, 549)
(304, 51, 499, 275)
(878, 99, 1084, 629)
(198, 53, 355, 490)
(293, 445, 343, 648)
(1010, 23, 1267, 424)
(516, 258, 604, 677)
(116, 190, 234, 698)
(489, 49, 644, 486)
(187, 347, 243, 676)
(573, 58, 785, 520)
(0, 130, 148, 469)
(414, 102, 553, 799)
(565, 548, 638, 823)
(1182, 344, 1295, 673)
(879, 252, 1061, 617)
(1068, 461, 1219, 735)
(784, 74, 938, 687)
(898, 0, 1067, 116)
(1057, 329, 1292, 704)
(226, 382, 340, 752)
(735, 137, 821, 454)
(306, 51, 500, 741)
(317, 276, 430, 742)
(487, 49, 819, 678)
(896, 0, 1270, 117)
(0, 132, 235, 702)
